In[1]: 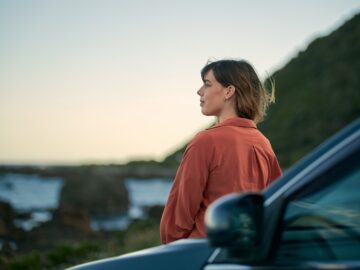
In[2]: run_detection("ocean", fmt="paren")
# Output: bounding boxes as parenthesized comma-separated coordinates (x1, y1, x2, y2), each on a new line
(0, 174, 173, 231)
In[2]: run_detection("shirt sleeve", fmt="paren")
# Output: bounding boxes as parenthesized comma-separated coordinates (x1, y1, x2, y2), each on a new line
(160, 132, 215, 243)
(269, 155, 282, 185)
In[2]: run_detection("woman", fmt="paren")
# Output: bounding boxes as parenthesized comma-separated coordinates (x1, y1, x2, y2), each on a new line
(160, 59, 282, 244)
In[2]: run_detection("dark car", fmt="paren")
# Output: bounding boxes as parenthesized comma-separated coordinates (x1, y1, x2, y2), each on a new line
(69, 118, 360, 270)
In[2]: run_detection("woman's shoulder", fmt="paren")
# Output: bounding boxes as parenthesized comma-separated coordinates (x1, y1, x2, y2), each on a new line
(186, 129, 222, 149)
(194, 125, 235, 142)
(191, 129, 214, 144)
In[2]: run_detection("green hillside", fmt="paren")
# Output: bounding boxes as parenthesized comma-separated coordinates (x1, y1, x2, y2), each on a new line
(164, 13, 360, 169)
(259, 12, 360, 168)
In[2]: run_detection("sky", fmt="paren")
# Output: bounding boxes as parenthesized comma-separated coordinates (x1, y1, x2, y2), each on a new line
(1, 0, 360, 165)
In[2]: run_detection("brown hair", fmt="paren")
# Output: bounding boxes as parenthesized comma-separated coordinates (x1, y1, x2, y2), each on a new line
(201, 59, 275, 123)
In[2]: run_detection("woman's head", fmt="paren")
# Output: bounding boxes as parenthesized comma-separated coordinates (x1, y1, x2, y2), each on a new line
(200, 59, 275, 123)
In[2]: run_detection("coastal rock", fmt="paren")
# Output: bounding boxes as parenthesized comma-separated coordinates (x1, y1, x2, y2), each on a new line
(0, 201, 15, 236)
(0, 201, 24, 257)
(146, 205, 164, 222)
(59, 173, 129, 216)
(20, 211, 92, 252)
(54, 206, 91, 233)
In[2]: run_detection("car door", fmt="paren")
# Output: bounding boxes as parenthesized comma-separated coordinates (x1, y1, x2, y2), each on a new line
(273, 145, 360, 269)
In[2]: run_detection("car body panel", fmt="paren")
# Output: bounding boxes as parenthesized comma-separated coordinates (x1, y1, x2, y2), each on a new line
(68, 238, 214, 270)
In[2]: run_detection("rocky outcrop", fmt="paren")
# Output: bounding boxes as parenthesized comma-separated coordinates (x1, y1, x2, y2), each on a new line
(19, 208, 92, 252)
(146, 205, 164, 222)
(54, 206, 91, 233)
(0, 201, 25, 257)
(59, 172, 129, 216)
(0, 201, 15, 236)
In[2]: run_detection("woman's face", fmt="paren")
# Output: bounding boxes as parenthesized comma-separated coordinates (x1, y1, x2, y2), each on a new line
(197, 70, 227, 117)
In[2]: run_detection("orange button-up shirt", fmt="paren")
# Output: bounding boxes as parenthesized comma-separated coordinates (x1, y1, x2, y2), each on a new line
(160, 117, 282, 244)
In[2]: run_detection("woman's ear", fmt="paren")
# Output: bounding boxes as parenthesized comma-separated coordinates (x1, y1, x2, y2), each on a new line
(225, 85, 236, 100)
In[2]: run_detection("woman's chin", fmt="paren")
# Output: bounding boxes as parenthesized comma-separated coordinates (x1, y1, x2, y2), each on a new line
(201, 109, 214, 117)
(201, 109, 209, 116)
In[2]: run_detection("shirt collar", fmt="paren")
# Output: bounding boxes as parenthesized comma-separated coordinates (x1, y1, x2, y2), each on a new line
(207, 117, 257, 130)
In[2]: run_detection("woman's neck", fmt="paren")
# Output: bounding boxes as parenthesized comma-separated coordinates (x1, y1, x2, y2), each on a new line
(217, 112, 238, 124)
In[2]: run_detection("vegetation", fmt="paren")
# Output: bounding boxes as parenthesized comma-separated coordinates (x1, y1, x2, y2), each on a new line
(259, 13, 360, 168)
(0, 219, 161, 270)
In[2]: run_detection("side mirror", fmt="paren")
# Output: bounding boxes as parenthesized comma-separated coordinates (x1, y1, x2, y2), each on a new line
(205, 192, 264, 251)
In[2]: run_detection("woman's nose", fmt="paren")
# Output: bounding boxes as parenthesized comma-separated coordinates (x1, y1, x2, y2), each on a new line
(197, 87, 202, 96)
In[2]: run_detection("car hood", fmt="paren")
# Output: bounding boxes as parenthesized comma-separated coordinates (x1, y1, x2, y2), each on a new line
(68, 238, 215, 270)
